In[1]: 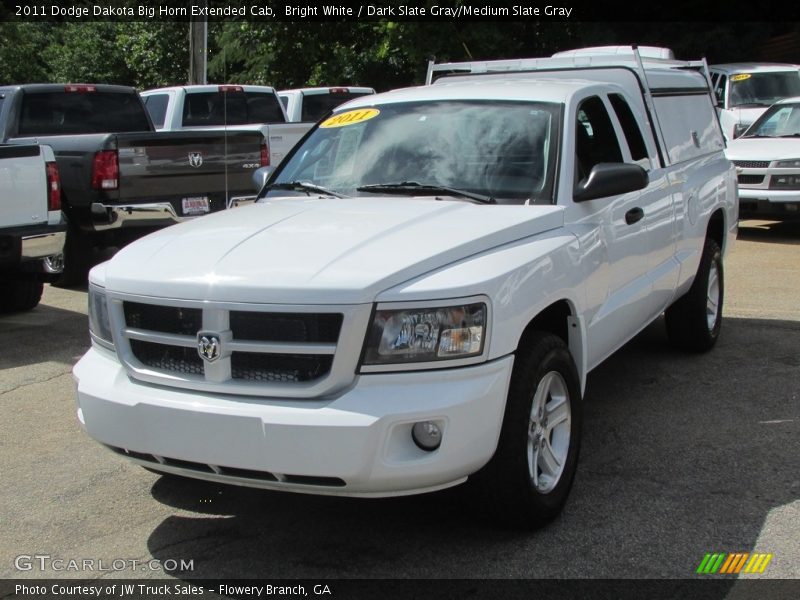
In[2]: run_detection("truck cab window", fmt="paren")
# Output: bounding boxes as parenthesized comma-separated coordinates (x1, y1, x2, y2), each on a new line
(609, 93, 649, 166)
(143, 94, 169, 128)
(715, 75, 727, 106)
(575, 96, 622, 185)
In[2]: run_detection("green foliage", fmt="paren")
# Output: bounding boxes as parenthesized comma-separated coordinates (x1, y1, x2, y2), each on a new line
(0, 23, 54, 83)
(0, 19, 795, 92)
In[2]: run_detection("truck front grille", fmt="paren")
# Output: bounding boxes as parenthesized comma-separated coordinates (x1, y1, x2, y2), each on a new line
(229, 311, 342, 343)
(230, 352, 334, 382)
(732, 160, 770, 169)
(737, 174, 764, 185)
(124, 302, 202, 335)
(111, 297, 366, 398)
(130, 339, 204, 375)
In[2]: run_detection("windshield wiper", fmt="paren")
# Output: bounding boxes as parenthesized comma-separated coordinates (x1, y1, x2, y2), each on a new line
(356, 181, 496, 204)
(732, 102, 771, 108)
(777, 133, 800, 138)
(263, 181, 346, 198)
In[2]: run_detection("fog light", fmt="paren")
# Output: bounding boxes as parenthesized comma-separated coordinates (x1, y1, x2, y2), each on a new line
(412, 421, 442, 451)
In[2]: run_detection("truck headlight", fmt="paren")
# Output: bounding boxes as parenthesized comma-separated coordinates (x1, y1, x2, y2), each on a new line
(776, 159, 800, 168)
(362, 301, 486, 368)
(88, 285, 114, 349)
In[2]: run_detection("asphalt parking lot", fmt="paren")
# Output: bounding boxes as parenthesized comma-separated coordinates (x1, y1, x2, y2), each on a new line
(1, 220, 798, 585)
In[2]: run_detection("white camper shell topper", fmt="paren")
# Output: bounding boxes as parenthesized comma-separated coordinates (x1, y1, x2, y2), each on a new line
(74, 46, 737, 528)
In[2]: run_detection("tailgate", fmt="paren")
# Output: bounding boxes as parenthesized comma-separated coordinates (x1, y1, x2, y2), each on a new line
(0, 145, 48, 228)
(114, 130, 263, 216)
(265, 123, 314, 165)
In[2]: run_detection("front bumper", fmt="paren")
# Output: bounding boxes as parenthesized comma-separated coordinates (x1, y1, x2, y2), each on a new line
(74, 348, 513, 497)
(738, 188, 800, 219)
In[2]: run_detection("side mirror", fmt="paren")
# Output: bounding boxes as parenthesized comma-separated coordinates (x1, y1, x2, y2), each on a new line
(252, 166, 275, 193)
(574, 163, 649, 202)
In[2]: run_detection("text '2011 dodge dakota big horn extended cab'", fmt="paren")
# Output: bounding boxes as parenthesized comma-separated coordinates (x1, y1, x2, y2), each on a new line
(0, 84, 267, 284)
(74, 47, 737, 528)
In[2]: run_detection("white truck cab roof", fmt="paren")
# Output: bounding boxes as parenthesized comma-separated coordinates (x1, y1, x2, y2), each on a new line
(710, 63, 800, 75)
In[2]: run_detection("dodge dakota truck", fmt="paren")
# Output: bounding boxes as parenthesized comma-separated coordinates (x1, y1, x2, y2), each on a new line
(0, 143, 64, 311)
(0, 84, 267, 284)
(75, 47, 737, 528)
(141, 85, 312, 167)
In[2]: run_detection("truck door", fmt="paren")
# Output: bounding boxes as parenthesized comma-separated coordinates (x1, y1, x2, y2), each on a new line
(607, 92, 679, 315)
(568, 94, 656, 367)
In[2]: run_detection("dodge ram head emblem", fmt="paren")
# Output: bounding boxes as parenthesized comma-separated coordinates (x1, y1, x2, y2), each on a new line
(188, 152, 203, 168)
(197, 334, 221, 362)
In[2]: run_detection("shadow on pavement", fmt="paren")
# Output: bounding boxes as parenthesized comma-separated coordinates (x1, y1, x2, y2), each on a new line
(0, 302, 89, 370)
(737, 219, 800, 245)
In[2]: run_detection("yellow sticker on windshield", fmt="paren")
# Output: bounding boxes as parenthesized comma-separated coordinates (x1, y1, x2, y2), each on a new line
(731, 74, 752, 82)
(320, 108, 380, 128)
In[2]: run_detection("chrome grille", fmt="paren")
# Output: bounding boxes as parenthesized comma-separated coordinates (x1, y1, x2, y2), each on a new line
(737, 174, 764, 185)
(230, 352, 334, 382)
(111, 297, 369, 398)
(124, 302, 201, 335)
(229, 311, 342, 343)
(732, 160, 770, 169)
(130, 339, 204, 375)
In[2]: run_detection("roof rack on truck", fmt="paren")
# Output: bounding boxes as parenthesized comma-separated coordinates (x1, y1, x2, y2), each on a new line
(425, 45, 712, 87)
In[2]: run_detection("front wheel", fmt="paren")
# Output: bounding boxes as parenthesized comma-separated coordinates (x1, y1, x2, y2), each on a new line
(666, 238, 723, 352)
(472, 332, 582, 529)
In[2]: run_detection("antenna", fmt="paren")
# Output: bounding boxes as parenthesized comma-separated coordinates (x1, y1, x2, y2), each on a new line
(223, 49, 229, 210)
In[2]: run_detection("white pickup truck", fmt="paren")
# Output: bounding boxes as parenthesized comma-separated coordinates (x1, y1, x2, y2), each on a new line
(141, 85, 313, 167)
(0, 144, 65, 311)
(75, 47, 737, 528)
(278, 86, 376, 122)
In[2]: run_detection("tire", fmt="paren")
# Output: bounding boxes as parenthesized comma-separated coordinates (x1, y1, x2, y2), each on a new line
(54, 224, 92, 288)
(666, 238, 723, 352)
(472, 332, 582, 529)
(0, 281, 44, 312)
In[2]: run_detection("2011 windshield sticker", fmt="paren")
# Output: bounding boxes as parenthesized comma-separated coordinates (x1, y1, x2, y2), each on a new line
(321, 109, 380, 128)
(731, 74, 752, 82)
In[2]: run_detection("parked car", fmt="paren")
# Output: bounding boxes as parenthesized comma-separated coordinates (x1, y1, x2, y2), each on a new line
(0, 84, 267, 284)
(74, 47, 736, 528)
(0, 143, 65, 311)
(709, 63, 800, 140)
(726, 96, 800, 219)
(141, 85, 313, 167)
(278, 86, 376, 122)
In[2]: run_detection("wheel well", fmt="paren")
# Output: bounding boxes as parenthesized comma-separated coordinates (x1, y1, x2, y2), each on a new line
(707, 209, 725, 250)
(518, 300, 572, 350)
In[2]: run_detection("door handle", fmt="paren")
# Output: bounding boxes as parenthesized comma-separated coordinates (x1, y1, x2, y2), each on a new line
(625, 207, 644, 225)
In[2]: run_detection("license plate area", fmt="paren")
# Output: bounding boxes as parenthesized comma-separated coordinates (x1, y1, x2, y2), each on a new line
(182, 196, 210, 216)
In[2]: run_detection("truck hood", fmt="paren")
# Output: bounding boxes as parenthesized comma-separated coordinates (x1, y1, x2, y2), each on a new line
(730, 107, 769, 127)
(726, 137, 800, 161)
(102, 197, 564, 304)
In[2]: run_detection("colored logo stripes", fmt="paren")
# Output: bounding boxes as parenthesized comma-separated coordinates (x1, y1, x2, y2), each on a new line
(696, 552, 773, 574)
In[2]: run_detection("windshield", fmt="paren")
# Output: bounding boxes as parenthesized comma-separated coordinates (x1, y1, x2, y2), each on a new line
(728, 71, 800, 108)
(270, 100, 560, 204)
(743, 102, 800, 137)
(182, 91, 285, 126)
